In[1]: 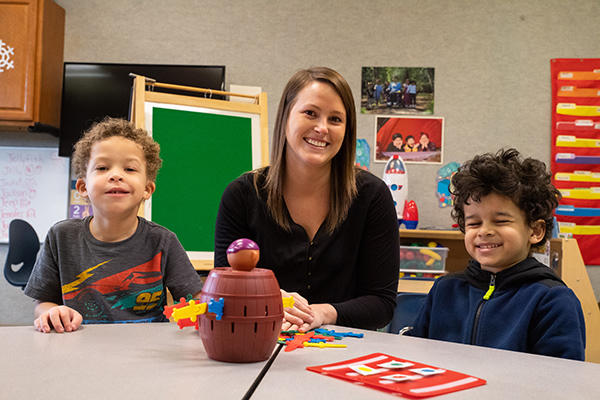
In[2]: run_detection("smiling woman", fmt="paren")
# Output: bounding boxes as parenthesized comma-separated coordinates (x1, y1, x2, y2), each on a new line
(284, 80, 346, 175)
(214, 67, 400, 332)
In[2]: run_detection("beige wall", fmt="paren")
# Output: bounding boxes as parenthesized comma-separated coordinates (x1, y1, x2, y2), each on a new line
(2, 0, 599, 324)
(7, 0, 600, 229)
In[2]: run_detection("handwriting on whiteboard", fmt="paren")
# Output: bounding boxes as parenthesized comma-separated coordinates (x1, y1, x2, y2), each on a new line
(0, 147, 69, 242)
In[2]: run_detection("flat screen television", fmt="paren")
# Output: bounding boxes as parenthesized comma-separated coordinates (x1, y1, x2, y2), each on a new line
(59, 62, 226, 157)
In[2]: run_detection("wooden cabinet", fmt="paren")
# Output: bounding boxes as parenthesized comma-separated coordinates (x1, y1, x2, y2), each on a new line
(0, 0, 65, 130)
(399, 229, 600, 363)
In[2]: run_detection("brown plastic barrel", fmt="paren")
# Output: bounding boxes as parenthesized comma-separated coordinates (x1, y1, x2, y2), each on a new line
(198, 266, 283, 363)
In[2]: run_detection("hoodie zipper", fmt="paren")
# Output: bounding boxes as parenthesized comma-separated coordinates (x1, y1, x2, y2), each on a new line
(471, 273, 496, 345)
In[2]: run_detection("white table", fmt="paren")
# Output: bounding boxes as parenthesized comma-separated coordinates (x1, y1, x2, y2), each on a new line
(1, 323, 599, 399)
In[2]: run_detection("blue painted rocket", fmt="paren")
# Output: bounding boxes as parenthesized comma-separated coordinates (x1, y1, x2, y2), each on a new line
(383, 155, 408, 221)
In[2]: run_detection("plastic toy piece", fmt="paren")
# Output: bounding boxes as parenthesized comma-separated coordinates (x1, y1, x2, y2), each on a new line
(281, 329, 355, 351)
(279, 332, 333, 345)
(314, 328, 342, 339)
(175, 317, 199, 330)
(208, 297, 224, 321)
(163, 297, 203, 330)
(284, 332, 315, 352)
(303, 342, 347, 349)
(334, 331, 364, 338)
(163, 297, 192, 319)
(315, 328, 364, 339)
(419, 248, 442, 266)
(282, 296, 295, 308)
(164, 297, 224, 329)
(226, 238, 260, 271)
(171, 300, 207, 322)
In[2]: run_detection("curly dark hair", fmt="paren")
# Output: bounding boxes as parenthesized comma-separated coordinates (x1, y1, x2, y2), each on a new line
(450, 148, 560, 247)
(72, 117, 162, 182)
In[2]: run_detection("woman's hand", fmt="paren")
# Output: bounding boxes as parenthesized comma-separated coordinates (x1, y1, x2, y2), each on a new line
(280, 290, 337, 332)
(281, 289, 313, 331)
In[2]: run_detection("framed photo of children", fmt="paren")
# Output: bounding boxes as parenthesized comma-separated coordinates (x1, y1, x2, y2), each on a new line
(375, 116, 444, 164)
(361, 66, 434, 115)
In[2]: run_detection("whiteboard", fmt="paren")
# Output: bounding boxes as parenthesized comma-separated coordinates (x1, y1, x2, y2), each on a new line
(0, 147, 70, 243)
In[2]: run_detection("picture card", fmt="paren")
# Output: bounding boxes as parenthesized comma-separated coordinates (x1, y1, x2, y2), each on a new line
(307, 353, 486, 398)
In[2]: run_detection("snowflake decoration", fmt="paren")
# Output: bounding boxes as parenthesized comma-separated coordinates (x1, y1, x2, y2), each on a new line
(0, 39, 15, 73)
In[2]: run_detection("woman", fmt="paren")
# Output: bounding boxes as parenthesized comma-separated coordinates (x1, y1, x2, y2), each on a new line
(417, 132, 436, 152)
(214, 67, 399, 331)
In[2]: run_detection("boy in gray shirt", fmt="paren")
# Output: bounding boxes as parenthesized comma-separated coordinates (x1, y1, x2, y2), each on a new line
(25, 118, 203, 332)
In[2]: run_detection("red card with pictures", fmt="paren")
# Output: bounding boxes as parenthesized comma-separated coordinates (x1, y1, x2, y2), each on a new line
(307, 353, 486, 398)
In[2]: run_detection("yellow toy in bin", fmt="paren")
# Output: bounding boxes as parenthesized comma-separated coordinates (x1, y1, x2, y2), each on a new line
(400, 245, 449, 274)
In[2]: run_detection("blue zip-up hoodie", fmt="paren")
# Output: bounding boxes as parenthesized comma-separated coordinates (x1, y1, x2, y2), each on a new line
(408, 257, 586, 361)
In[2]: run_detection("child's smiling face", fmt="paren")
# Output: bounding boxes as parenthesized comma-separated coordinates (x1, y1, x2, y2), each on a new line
(77, 136, 155, 219)
(463, 192, 544, 273)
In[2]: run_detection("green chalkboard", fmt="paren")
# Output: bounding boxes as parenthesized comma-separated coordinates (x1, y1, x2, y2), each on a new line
(150, 107, 253, 254)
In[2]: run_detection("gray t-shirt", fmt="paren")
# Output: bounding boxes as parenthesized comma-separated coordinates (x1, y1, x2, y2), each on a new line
(25, 216, 203, 324)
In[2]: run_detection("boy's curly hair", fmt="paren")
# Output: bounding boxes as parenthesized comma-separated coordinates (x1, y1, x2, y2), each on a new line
(72, 117, 162, 182)
(450, 148, 560, 247)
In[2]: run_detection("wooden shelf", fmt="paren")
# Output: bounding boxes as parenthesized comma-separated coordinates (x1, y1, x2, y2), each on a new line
(400, 229, 463, 241)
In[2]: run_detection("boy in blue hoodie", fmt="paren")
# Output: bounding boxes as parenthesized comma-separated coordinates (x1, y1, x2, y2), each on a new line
(408, 148, 586, 360)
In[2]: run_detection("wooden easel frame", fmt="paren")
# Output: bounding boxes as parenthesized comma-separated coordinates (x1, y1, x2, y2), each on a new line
(130, 75, 268, 270)
(130, 75, 269, 165)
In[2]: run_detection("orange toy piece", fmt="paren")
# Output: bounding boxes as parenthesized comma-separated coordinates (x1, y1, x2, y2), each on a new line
(284, 331, 315, 352)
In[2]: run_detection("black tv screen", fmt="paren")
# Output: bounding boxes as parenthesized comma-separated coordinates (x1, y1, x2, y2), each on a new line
(59, 62, 226, 157)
